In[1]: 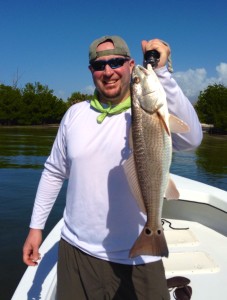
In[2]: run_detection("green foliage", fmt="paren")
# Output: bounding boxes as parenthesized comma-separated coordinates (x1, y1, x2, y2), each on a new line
(194, 84, 227, 130)
(0, 85, 22, 125)
(0, 83, 93, 126)
(67, 91, 93, 107)
(19, 82, 67, 125)
(0, 82, 69, 125)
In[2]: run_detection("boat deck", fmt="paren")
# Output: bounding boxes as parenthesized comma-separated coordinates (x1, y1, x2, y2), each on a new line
(12, 217, 227, 300)
(163, 219, 227, 299)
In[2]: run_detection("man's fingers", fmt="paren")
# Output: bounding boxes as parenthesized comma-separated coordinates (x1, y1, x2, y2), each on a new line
(141, 40, 148, 54)
(22, 228, 43, 266)
(23, 245, 41, 266)
(31, 252, 41, 263)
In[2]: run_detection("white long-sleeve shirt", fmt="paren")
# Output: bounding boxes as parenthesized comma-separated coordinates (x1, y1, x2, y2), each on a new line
(30, 66, 203, 265)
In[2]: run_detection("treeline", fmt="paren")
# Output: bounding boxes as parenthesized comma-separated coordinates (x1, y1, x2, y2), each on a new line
(1, 81, 227, 131)
(194, 84, 227, 132)
(0, 83, 93, 126)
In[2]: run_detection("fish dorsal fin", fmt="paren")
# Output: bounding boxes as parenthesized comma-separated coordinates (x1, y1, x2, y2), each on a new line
(165, 176, 180, 200)
(123, 155, 146, 213)
(169, 114, 190, 133)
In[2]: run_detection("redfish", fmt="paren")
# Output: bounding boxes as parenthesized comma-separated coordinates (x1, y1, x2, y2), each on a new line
(124, 65, 189, 258)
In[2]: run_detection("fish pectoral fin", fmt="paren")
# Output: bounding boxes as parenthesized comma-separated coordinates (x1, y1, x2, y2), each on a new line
(165, 176, 180, 200)
(157, 111, 170, 135)
(169, 114, 190, 133)
(123, 155, 146, 214)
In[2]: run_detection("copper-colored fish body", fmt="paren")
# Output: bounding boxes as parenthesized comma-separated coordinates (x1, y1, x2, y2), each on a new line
(125, 65, 189, 258)
(129, 84, 171, 258)
(127, 65, 175, 258)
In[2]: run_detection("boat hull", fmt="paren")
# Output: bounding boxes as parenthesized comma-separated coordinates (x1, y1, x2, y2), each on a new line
(12, 175, 227, 300)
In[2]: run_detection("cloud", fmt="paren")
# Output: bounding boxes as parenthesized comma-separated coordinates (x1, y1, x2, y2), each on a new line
(56, 90, 66, 99)
(173, 63, 227, 103)
(216, 63, 227, 82)
(83, 85, 95, 95)
(80, 63, 227, 104)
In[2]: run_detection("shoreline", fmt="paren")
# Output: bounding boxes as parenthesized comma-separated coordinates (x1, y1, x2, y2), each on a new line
(0, 124, 60, 128)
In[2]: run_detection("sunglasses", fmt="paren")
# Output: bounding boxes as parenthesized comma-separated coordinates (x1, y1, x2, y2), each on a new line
(90, 57, 130, 71)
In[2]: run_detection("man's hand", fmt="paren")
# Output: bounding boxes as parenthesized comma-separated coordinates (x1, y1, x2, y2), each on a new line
(23, 228, 42, 266)
(141, 39, 170, 69)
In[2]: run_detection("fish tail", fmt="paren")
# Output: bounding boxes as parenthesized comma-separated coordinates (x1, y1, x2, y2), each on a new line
(129, 225, 169, 258)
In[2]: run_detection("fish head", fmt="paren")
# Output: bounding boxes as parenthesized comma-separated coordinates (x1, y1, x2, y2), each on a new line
(131, 65, 165, 114)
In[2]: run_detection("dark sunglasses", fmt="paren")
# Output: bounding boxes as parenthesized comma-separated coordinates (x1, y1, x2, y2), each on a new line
(90, 57, 130, 71)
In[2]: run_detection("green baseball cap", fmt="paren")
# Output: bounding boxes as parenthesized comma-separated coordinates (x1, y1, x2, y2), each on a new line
(89, 35, 131, 62)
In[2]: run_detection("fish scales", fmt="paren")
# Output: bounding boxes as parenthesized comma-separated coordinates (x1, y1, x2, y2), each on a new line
(126, 65, 189, 258)
(128, 65, 172, 258)
(131, 99, 171, 258)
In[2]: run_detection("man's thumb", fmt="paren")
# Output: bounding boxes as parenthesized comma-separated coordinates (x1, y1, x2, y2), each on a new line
(141, 40, 148, 54)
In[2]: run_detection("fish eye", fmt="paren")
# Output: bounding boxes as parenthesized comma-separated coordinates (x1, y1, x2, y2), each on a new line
(133, 76, 140, 84)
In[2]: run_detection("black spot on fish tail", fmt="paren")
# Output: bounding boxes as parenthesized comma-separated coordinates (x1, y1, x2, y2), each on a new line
(129, 225, 169, 258)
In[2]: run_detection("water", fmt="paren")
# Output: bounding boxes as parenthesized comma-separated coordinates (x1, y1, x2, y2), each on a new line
(0, 127, 227, 299)
(171, 134, 227, 190)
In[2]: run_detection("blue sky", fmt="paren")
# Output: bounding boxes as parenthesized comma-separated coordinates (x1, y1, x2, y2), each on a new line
(1, 0, 227, 103)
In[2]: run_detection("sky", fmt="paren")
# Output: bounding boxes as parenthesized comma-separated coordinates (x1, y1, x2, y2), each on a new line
(1, 0, 227, 103)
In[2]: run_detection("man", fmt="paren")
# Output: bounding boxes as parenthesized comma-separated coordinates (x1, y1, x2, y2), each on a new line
(23, 35, 202, 299)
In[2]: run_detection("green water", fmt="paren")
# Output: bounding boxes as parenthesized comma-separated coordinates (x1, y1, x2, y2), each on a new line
(0, 127, 227, 299)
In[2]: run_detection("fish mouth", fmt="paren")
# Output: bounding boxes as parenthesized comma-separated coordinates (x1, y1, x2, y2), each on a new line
(133, 65, 149, 78)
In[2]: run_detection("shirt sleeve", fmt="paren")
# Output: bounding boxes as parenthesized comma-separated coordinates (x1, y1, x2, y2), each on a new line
(29, 113, 70, 229)
(156, 66, 203, 151)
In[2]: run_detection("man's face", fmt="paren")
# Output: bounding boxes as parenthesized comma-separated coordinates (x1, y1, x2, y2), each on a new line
(89, 41, 135, 104)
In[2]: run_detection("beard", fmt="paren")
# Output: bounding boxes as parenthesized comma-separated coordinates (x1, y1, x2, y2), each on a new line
(96, 83, 130, 105)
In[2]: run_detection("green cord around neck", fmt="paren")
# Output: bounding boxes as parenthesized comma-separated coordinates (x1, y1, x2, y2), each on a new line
(90, 92, 131, 124)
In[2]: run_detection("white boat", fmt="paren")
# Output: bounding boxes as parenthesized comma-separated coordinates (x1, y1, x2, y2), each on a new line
(12, 174, 227, 300)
